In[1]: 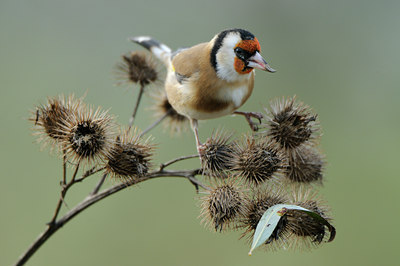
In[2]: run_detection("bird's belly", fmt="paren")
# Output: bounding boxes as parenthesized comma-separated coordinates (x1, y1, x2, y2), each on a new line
(167, 90, 236, 120)
(215, 84, 250, 108)
(166, 89, 236, 120)
(165, 71, 251, 120)
(182, 105, 236, 120)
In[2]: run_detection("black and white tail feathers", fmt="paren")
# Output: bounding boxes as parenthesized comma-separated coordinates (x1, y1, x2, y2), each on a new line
(130, 36, 172, 66)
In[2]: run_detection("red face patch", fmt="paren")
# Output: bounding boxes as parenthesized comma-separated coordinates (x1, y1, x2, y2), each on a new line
(234, 58, 253, 74)
(235, 37, 261, 54)
(233, 38, 260, 74)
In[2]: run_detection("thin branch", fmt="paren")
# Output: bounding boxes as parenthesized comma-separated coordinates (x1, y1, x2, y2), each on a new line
(128, 84, 145, 129)
(70, 162, 80, 183)
(75, 166, 105, 183)
(59, 194, 70, 210)
(62, 148, 67, 185)
(15, 225, 56, 266)
(91, 173, 108, 195)
(49, 162, 80, 225)
(139, 109, 171, 138)
(159, 154, 199, 170)
(15, 168, 204, 266)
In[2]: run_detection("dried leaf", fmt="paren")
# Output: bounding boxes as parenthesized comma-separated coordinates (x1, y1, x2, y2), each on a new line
(248, 204, 335, 255)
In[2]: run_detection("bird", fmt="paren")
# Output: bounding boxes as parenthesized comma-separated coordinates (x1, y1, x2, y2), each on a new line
(130, 28, 275, 154)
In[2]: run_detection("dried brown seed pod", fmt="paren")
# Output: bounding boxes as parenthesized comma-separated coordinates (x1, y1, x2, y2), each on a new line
(115, 51, 159, 86)
(232, 136, 286, 185)
(30, 94, 83, 150)
(150, 89, 189, 135)
(200, 178, 248, 232)
(241, 186, 334, 251)
(264, 96, 319, 151)
(286, 188, 334, 249)
(200, 130, 236, 178)
(285, 145, 325, 184)
(239, 186, 289, 249)
(105, 128, 153, 182)
(59, 105, 115, 165)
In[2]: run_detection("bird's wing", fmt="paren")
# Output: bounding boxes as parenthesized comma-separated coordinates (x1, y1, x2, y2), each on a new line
(130, 36, 172, 66)
(171, 42, 209, 83)
(171, 47, 188, 60)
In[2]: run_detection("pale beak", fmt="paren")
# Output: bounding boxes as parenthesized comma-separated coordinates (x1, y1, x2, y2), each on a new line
(247, 51, 276, 73)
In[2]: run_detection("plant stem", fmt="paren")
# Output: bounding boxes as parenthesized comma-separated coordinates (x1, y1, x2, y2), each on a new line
(159, 154, 199, 170)
(48, 162, 80, 225)
(62, 148, 67, 185)
(15, 168, 203, 266)
(91, 173, 107, 195)
(139, 110, 171, 138)
(75, 166, 105, 183)
(128, 84, 145, 130)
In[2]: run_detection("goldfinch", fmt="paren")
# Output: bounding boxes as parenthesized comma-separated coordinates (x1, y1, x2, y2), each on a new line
(130, 28, 275, 153)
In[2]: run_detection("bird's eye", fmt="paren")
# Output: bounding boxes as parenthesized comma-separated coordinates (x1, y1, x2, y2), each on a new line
(234, 47, 244, 55)
(234, 47, 249, 60)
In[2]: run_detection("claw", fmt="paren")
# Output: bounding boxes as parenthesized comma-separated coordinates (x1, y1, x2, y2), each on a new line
(233, 111, 264, 132)
(196, 143, 206, 156)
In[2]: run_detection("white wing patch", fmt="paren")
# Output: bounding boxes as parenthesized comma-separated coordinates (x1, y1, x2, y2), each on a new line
(159, 43, 172, 54)
(133, 36, 152, 43)
(131, 36, 172, 65)
(150, 46, 170, 63)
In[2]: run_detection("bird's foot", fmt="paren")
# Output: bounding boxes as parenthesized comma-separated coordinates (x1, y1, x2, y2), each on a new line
(234, 111, 264, 131)
(196, 143, 207, 171)
(196, 143, 207, 156)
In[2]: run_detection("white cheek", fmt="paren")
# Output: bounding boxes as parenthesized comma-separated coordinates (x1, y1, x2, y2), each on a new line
(216, 57, 238, 82)
(215, 34, 243, 82)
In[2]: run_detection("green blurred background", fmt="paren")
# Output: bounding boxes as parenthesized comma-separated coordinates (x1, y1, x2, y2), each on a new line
(1, 0, 399, 265)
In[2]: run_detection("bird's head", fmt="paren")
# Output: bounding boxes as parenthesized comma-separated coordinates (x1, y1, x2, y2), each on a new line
(210, 29, 275, 82)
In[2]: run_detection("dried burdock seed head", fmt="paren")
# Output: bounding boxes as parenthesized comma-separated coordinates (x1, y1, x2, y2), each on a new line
(242, 187, 334, 251)
(105, 128, 153, 182)
(240, 186, 290, 250)
(200, 178, 248, 232)
(286, 188, 333, 249)
(264, 96, 319, 150)
(232, 136, 286, 185)
(200, 130, 237, 178)
(59, 105, 115, 165)
(30, 94, 83, 149)
(115, 51, 158, 86)
(150, 90, 189, 135)
(285, 145, 325, 184)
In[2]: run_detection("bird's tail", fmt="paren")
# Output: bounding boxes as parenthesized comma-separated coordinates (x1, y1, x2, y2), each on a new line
(130, 36, 172, 66)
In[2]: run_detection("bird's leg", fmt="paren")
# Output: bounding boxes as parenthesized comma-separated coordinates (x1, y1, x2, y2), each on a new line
(190, 118, 205, 155)
(233, 111, 264, 131)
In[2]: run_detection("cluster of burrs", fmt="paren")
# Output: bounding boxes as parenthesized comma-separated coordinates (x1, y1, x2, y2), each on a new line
(30, 51, 335, 256)
(197, 96, 334, 251)
(115, 51, 336, 252)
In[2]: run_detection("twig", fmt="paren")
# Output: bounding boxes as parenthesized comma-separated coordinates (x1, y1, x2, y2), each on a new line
(48, 162, 80, 225)
(128, 84, 145, 129)
(139, 110, 171, 138)
(91, 173, 108, 195)
(159, 154, 199, 170)
(70, 162, 80, 183)
(62, 148, 67, 185)
(75, 166, 105, 183)
(15, 168, 204, 266)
